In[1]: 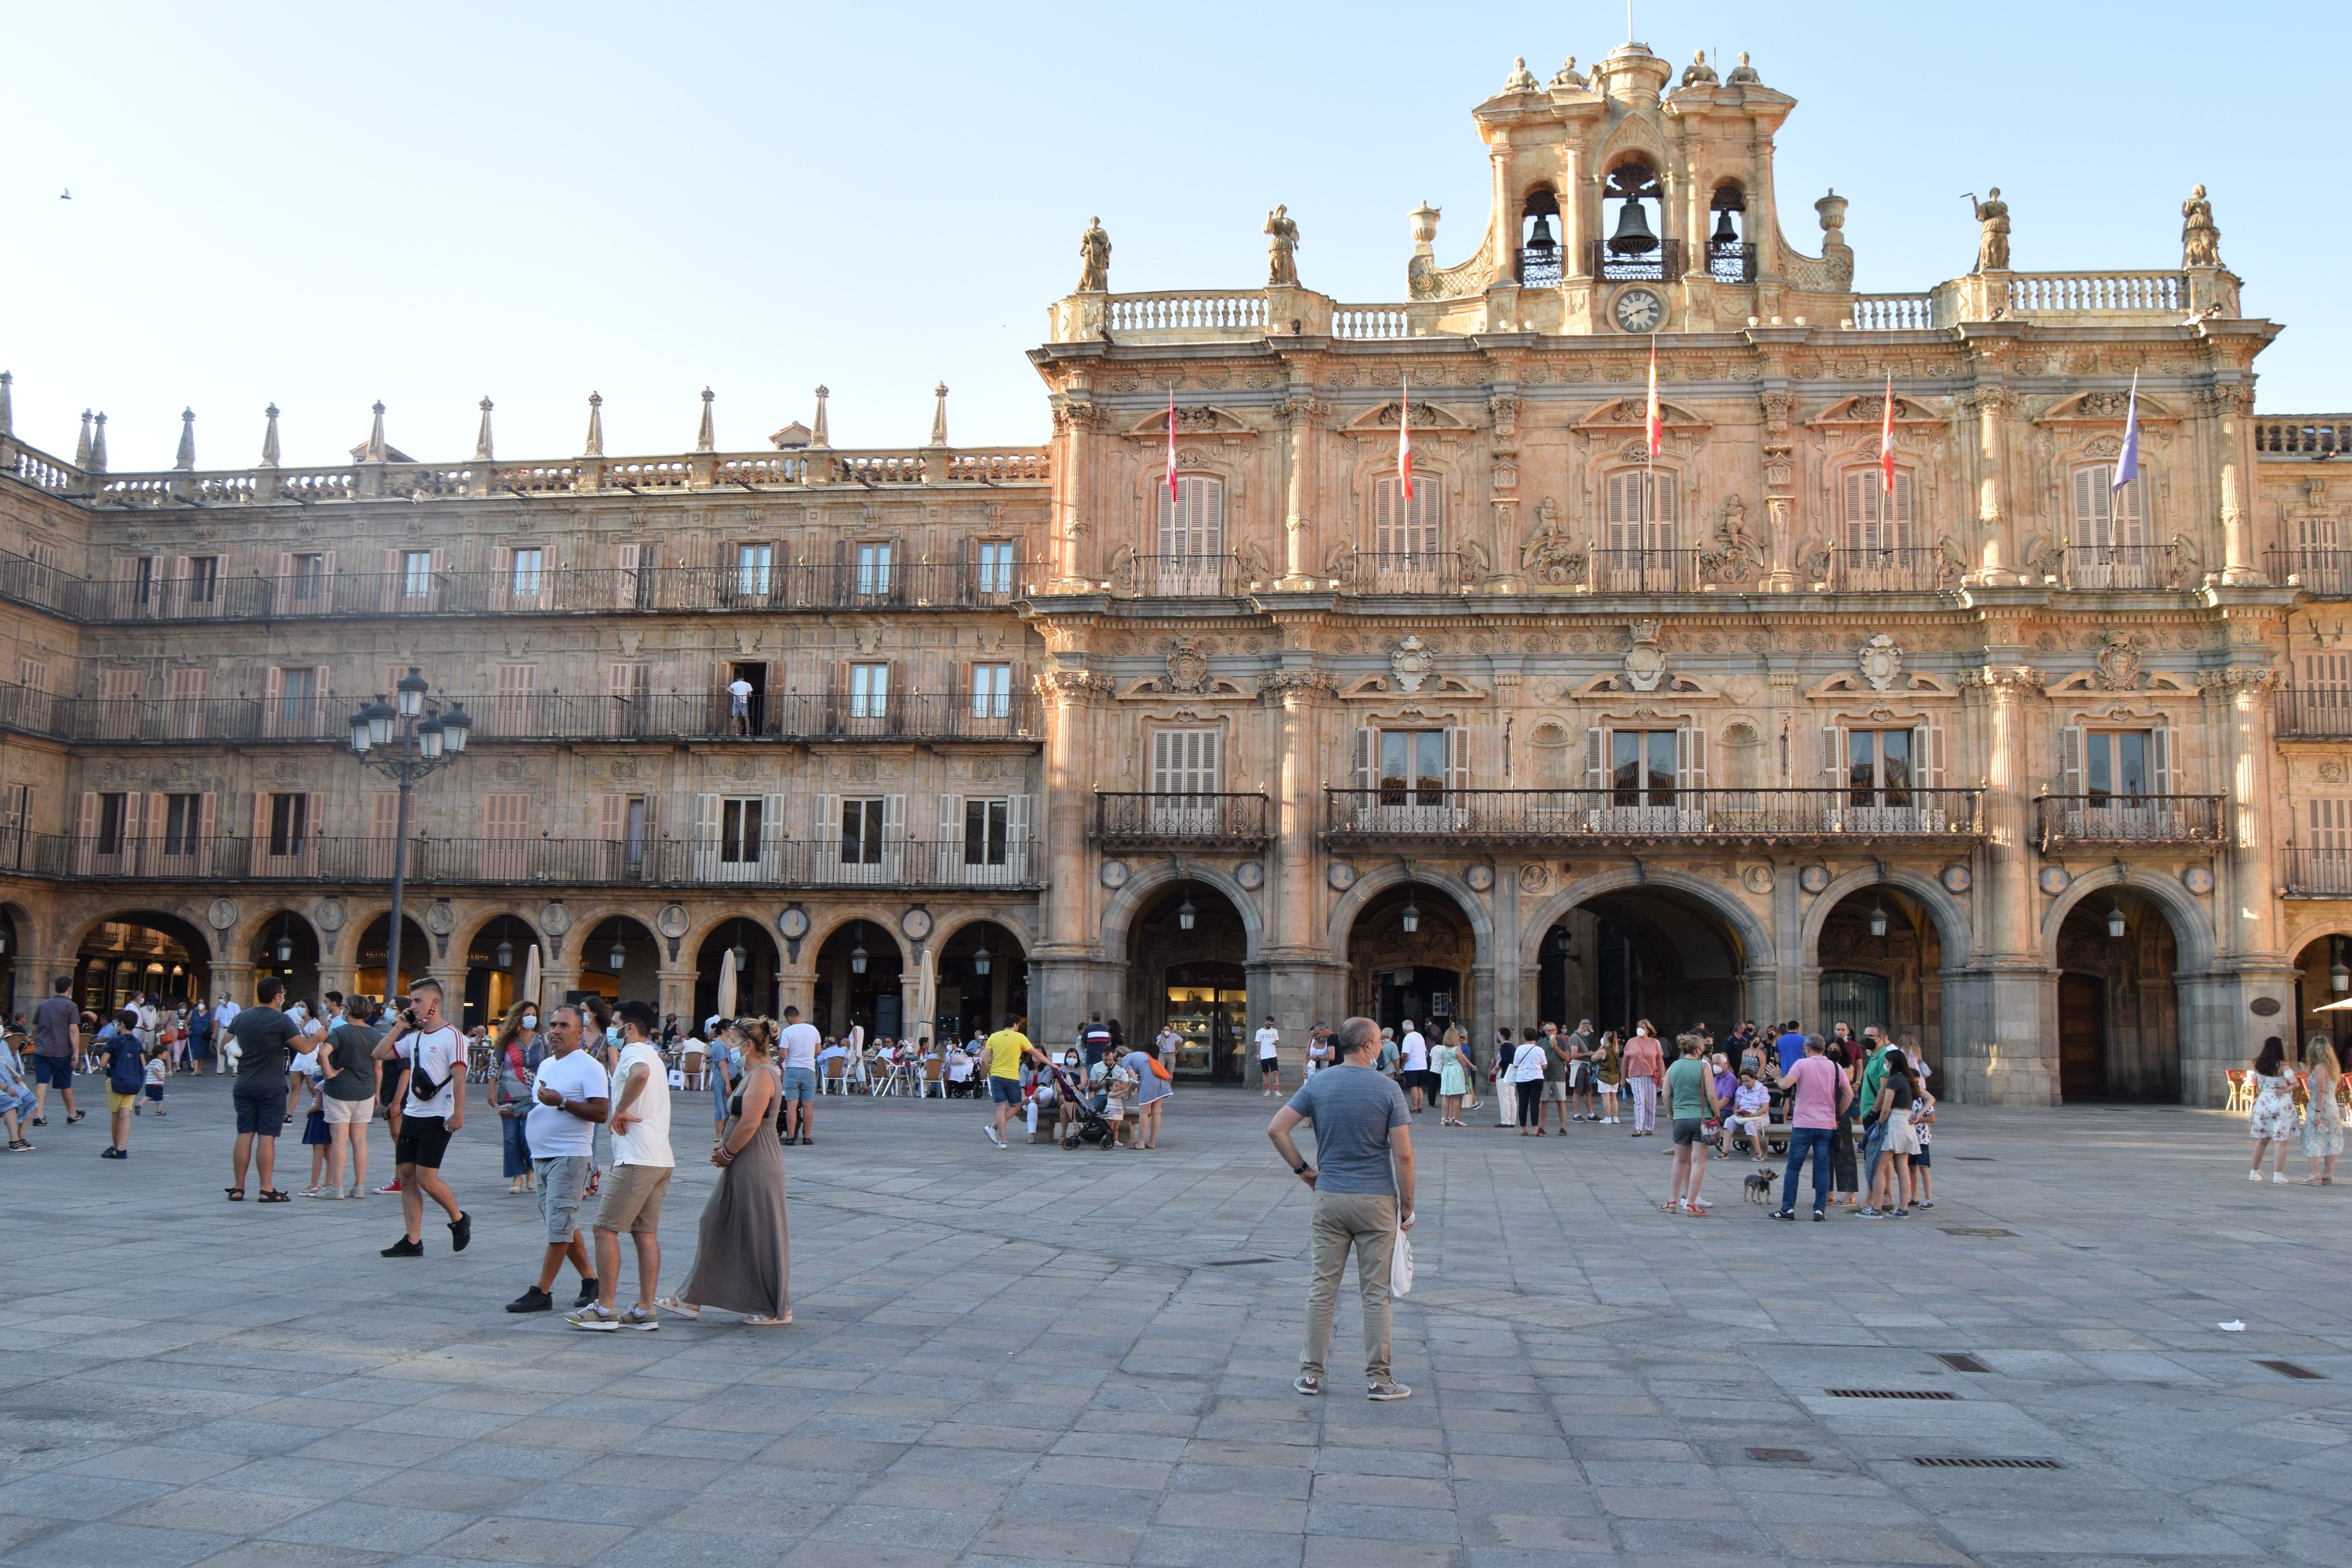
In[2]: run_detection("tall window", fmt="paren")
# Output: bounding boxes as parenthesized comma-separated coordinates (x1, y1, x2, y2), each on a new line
(2312, 799, 2352, 855)
(2071, 465, 2147, 548)
(735, 543, 772, 597)
(509, 547, 544, 599)
(1605, 471, 1678, 552)
(840, 798, 885, 864)
(975, 541, 1015, 595)
(1158, 475, 1225, 558)
(971, 662, 1012, 719)
(720, 797, 763, 864)
(850, 663, 889, 719)
(278, 667, 315, 725)
(1846, 728, 1913, 806)
(855, 543, 892, 597)
(400, 550, 434, 599)
(1842, 472, 1915, 552)
(1611, 730, 1677, 807)
(96, 792, 132, 855)
(291, 553, 327, 603)
(964, 798, 1010, 866)
(1373, 476, 1443, 556)
(132, 557, 156, 608)
(163, 793, 203, 855)
(1380, 728, 1447, 804)
(185, 556, 221, 605)
(1152, 729, 1220, 795)
(2085, 730, 2152, 803)
(268, 793, 309, 857)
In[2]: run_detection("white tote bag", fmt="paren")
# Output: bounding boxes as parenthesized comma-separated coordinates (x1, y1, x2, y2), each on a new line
(1388, 1221, 1414, 1297)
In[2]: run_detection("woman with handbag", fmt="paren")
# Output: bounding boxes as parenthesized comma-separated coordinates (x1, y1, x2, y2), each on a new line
(489, 1003, 539, 1196)
(1127, 1040, 1172, 1149)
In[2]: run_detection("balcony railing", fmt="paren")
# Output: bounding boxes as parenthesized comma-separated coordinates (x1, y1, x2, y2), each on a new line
(2034, 794, 2225, 849)
(1590, 548, 1700, 594)
(2256, 417, 2352, 457)
(0, 834, 1039, 889)
(2267, 548, 2352, 597)
(1830, 547, 1960, 593)
(1094, 792, 1271, 848)
(2277, 690, 2352, 739)
(1323, 787, 1985, 844)
(1849, 294, 1936, 330)
(1351, 552, 1464, 595)
(2284, 849, 2352, 898)
(0, 555, 1031, 625)
(1116, 554, 1242, 597)
(1586, 237, 1685, 283)
(2061, 544, 2188, 591)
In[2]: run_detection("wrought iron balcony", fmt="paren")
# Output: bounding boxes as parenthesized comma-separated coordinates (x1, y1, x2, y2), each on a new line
(2060, 544, 2189, 591)
(1323, 787, 1985, 846)
(1094, 792, 1271, 849)
(2276, 689, 2352, 739)
(1114, 553, 1243, 597)
(2034, 794, 2225, 850)
(1347, 551, 1464, 595)
(2267, 548, 2352, 598)
(2284, 849, 2352, 898)
(1829, 547, 1961, 593)
(0, 834, 1039, 889)
(1586, 237, 1685, 282)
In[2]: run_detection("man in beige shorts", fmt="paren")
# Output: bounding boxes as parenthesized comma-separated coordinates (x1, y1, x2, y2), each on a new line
(570, 998, 673, 1330)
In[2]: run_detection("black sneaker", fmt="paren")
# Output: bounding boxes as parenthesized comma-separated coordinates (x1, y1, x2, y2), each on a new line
(100, 1147, 126, 1160)
(1811, 1209, 1826, 1222)
(506, 1286, 554, 1313)
(573, 1276, 600, 1308)
(448, 1211, 472, 1252)
(381, 1236, 424, 1257)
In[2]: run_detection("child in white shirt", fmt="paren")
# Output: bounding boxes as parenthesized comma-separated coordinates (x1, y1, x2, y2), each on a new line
(140, 1051, 167, 1116)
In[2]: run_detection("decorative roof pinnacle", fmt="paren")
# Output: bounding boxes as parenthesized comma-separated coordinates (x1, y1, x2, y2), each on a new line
(74, 410, 91, 469)
(812, 386, 830, 448)
(583, 391, 604, 458)
(474, 397, 494, 462)
(695, 387, 715, 453)
(260, 404, 281, 468)
(363, 400, 387, 464)
(89, 412, 108, 474)
(0, 371, 12, 439)
(173, 407, 196, 472)
(929, 382, 949, 448)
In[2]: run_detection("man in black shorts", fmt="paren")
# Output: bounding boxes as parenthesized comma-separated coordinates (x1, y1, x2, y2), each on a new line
(29, 976, 81, 1127)
(373, 979, 470, 1257)
(226, 977, 301, 1201)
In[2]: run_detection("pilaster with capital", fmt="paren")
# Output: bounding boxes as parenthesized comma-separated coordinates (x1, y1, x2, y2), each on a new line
(1034, 666, 1115, 958)
(1962, 385, 2013, 581)
(1048, 392, 1100, 592)
(1275, 393, 1327, 588)
(1759, 389, 1797, 588)
(2201, 660, 2283, 960)
(2202, 383, 2261, 584)
(1958, 659, 2043, 962)
(1260, 667, 1336, 964)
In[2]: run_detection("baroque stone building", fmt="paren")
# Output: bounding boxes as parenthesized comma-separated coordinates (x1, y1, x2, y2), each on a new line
(0, 38, 2345, 1102)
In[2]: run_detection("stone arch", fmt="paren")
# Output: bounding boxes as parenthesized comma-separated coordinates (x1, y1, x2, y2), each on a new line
(1098, 860, 1264, 960)
(1517, 866, 1768, 973)
(800, 906, 917, 969)
(2038, 867, 2214, 973)
(931, 906, 1040, 956)
(1799, 865, 1975, 970)
(1327, 862, 1494, 960)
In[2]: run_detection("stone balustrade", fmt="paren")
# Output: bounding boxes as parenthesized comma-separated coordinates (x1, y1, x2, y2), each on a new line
(1332, 305, 1413, 340)
(1104, 290, 1268, 336)
(2255, 416, 2352, 457)
(1847, 294, 1935, 330)
(2004, 270, 2183, 318)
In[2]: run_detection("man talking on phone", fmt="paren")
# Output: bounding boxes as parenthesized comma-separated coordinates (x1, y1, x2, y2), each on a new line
(373, 979, 470, 1257)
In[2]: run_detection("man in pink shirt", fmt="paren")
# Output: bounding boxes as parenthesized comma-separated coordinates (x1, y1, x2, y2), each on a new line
(1769, 1034, 1851, 1221)
(1620, 1031, 1665, 1136)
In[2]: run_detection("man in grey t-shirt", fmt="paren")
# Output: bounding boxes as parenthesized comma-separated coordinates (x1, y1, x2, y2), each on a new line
(1267, 1016, 1416, 1401)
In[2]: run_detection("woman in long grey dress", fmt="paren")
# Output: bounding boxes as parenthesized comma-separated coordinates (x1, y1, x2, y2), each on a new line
(657, 1029, 791, 1325)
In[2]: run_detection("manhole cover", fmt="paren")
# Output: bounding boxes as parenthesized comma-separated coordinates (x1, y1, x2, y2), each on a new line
(1747, 1447, 1809, 1463)
(2257, 1359, 2324, 1380)
(1827, 1388, 1959, 1401)
(1933, 1353, 1993, 1374)
(1912, 1455, 2062, 1470)
(1941, 1227, 2017, 1238)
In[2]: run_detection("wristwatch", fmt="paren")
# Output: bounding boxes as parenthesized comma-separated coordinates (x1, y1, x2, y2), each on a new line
(1292, 1160, 1309, 1174)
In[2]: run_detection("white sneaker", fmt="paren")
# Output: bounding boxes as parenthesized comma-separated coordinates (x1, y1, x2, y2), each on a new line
(2251, 1169, 2266, 1181)
(2272, 1172, 2290, 1184)
(983, 1125, 1005, 1149)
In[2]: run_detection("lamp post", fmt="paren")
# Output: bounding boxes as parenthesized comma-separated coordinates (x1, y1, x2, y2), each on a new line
(348, 667, 470, 1006)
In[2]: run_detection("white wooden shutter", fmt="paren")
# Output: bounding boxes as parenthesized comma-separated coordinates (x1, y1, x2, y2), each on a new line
(380, 546, 401, 612)
(309, 665, 328, 737)
(1354, 727, 1377, 795)
(615, 542, 640, 608)
(815, 793, 839, 880)
(1914, 723, 1946, 791)
(272, 551, 293, 611)
(492, 546, 514, 612)
(1444, 726, 1468, 792)
(690, 793, 719, 882)
(74, 791, 96, 872)
(2060, 725, 2084, 798)
(263, 666, 284, 739)
(1008, 792, 1031, 884)
(1679, 724, 1709, 792)
(1821, 724, 1845, 787)
(938, 792, 962, 884)
(755, 791, 783, 878)
(2072, 468, 2099, 547)
(249, 790, 270, 876)
(305, 791, 323, 867)
(882, 792, 906, 880)
(144, 792, 169, 867)
(1586, 726, 1606, 790)
(2151, 726, 2173, 797)
(595, 792, 625, 881)
(198, 791, 216, 852)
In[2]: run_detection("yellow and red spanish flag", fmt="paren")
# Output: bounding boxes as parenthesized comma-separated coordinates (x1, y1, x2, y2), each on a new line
(1645, 336, 1662, 458)
(1399, 372, 1414, 501)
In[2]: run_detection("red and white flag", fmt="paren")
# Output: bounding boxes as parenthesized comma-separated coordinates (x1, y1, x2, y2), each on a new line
(1165, 385, 1178, 502)
(1399, 372, 1413, 501)
(1645, 336, 1662, 458)
(1880, 370, 1895, 495)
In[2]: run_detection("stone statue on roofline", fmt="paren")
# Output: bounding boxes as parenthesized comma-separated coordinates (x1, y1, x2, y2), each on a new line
(1077, 217, 1111, 293)
(1265, 205, 1301, 287)
(1970, 189, 2010, 273)
(1503, 56, 1541, 93)
(2182, 185, 2223, 269)
(1680, 50, 1718, 89)
(1549, 56, 1584, 89)
(1724, 51, 1760, 84)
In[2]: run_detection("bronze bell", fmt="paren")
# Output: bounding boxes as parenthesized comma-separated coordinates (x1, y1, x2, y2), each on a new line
(1608, 198, 1658, 256)
(1711, 208, 1738, 247)
(1524, 212, 1557, 256)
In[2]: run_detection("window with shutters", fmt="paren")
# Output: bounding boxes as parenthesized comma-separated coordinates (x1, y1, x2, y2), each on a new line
(1842, 471, 1915, 552)
(493, 664, 535, 735)
(2085, 730, 2153, 803)
(2312, 799, 2352, 853)
(2071, 464, 2149, 549)
(131, 556, 157, 608)
(400, 550, 434, 599)
(854, 543, 892, 597)
(278, 666, 314, 726)
(509, 547, 544, 599)
(1373, 476, 1443, 556)
(624, 795, 648, 869)
(736, 543, 773, 597)
(1610, 730, 1677, 808)
(971, 662, 1012, 720)
(268, 793, 309, 857)
(162, 793, 203, 855)
(483, 791, 530, 877)
(185, 555, 222, 606)
(1158, 476, 1225, 558)
(839, 798, 884, 865)
(1846, 729, 1914, 806)
(720, 798, 764, 864)
(975, 540, 1015, 596)
(16, 659, 44, 693)
(1150, 728, 1220, 834)
(1380, 729, 1448, 805)
(1605, 470, 1678, 550)
(291, 553, 327, 604)
(0, 783, 28, 866)
(849, 663, 889, 719)
(964, 799, 1010, 866)
(97, 792, 133, 855)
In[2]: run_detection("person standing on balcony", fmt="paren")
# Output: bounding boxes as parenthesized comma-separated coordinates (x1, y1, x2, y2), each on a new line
(1621, 1025, 1665, 1138)
(727, 675, 753, 737)
(29, 976, 81, 1128)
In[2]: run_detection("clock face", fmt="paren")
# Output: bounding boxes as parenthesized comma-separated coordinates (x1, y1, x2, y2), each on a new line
(1613, 287, 1664, 333)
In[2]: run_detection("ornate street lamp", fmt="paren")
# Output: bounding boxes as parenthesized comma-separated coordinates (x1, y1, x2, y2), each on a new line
(849, 924, 869, 975)
(972, 940, 992, 976)
(2106, 901, 2128, 940)
(1868, 902, 1889, 939)
(348, 667, 469, 1002)
(1401, 896, 1420, 935)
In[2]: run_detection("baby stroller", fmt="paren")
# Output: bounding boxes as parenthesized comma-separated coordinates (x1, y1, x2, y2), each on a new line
(1036, 1060, 1120, 1150)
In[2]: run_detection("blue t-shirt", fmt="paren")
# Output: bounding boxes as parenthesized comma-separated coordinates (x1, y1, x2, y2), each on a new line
(106, 1037, 146, 1093)
(1284, 1065, 1409, 1196)
(1774, 1032, 1807, 1075)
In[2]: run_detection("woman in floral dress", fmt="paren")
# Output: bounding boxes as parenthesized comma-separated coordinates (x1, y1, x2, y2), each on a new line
(1435, 1033, 1467, 1127)
(2301, 1036, 2344, 1186)
(2247, 1036, 2301, 1185)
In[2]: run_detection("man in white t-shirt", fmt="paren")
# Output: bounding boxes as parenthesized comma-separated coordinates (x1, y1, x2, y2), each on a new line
(1155, 1025, 1184, 1075)
(1256, 1016, 1283, 1096)
(1399, 1020, 1429, 1113)
(728, 676, 753, 735)
(572, 999, 671, 1329)
(776, 1005, 821, 1145)
(372, 979, 472, 1258)
(503, 1005, 608, 1314)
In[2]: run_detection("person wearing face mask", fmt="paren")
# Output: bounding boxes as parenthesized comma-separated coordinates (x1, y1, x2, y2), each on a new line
(489, 1001, 541, 1196)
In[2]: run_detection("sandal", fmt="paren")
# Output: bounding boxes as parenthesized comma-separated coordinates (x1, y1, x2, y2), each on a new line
(224, 1187, 245, 1200)
(742, 1310, 792, 1327)
(257, 1189, 292, 1203)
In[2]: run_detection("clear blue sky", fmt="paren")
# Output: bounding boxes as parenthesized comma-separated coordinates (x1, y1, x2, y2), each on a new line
(5, 1, 2344, 470)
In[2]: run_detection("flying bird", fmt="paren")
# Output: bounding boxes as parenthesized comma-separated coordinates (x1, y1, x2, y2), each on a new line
(59, 189, 71, 200)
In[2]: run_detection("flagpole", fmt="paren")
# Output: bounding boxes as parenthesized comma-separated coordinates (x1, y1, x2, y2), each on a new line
(1646, 334, 1657, 573)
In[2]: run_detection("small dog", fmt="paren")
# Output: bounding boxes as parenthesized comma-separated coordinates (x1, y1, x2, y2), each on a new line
(1742, 1168, 1777, 1204)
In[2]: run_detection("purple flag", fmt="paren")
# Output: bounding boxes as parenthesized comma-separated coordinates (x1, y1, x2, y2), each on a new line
(2111, 371, 2140, 494)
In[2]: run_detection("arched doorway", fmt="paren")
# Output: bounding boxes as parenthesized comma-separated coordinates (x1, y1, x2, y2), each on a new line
(581, 916, 661, 1010)
(2289, 933, 2352, 1063)
(1123, 880, 1248, 1081)
(1347, 881, 1473, 1043)
(251, 911, 322, 1014)
(807, 919, 888, 1038)
(1815, 887, 1945, 1076)
(462, 914, 541, 1032)
(1531, 885, 1748, 1042)
(356, 913, 430, 1004)
(76, 912, 211, 1014)
(934, 920, 1026, 1044)
(2054, 889, 2179, 1101)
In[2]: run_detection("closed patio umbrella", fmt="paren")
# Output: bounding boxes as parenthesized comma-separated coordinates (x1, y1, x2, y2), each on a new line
(523, 944, 541, 1014)
(717, 945, 739, 1020)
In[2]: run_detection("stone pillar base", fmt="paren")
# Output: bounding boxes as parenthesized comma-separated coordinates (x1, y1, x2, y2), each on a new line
(1939, 967, 2056, 1105)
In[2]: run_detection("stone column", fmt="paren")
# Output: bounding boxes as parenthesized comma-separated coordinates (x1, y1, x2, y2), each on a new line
(2214, 662, 2284, 962)
(1944, 659, 2053, 1103)
(2216, 386, 2260, 584)
(541, 966, 579, 1014)
(215, 959, 258, 1009)
(1049, 396, 1098, 592)
(1277, 394, 1323, 588)
(1259, 666, 1339, 1057)
(1966, 388, 2012, 582)
(1031, 669, 1109, 1043)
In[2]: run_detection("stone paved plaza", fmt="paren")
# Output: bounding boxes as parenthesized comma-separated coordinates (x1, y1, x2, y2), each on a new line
(0, 1076, 2344, 1568)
